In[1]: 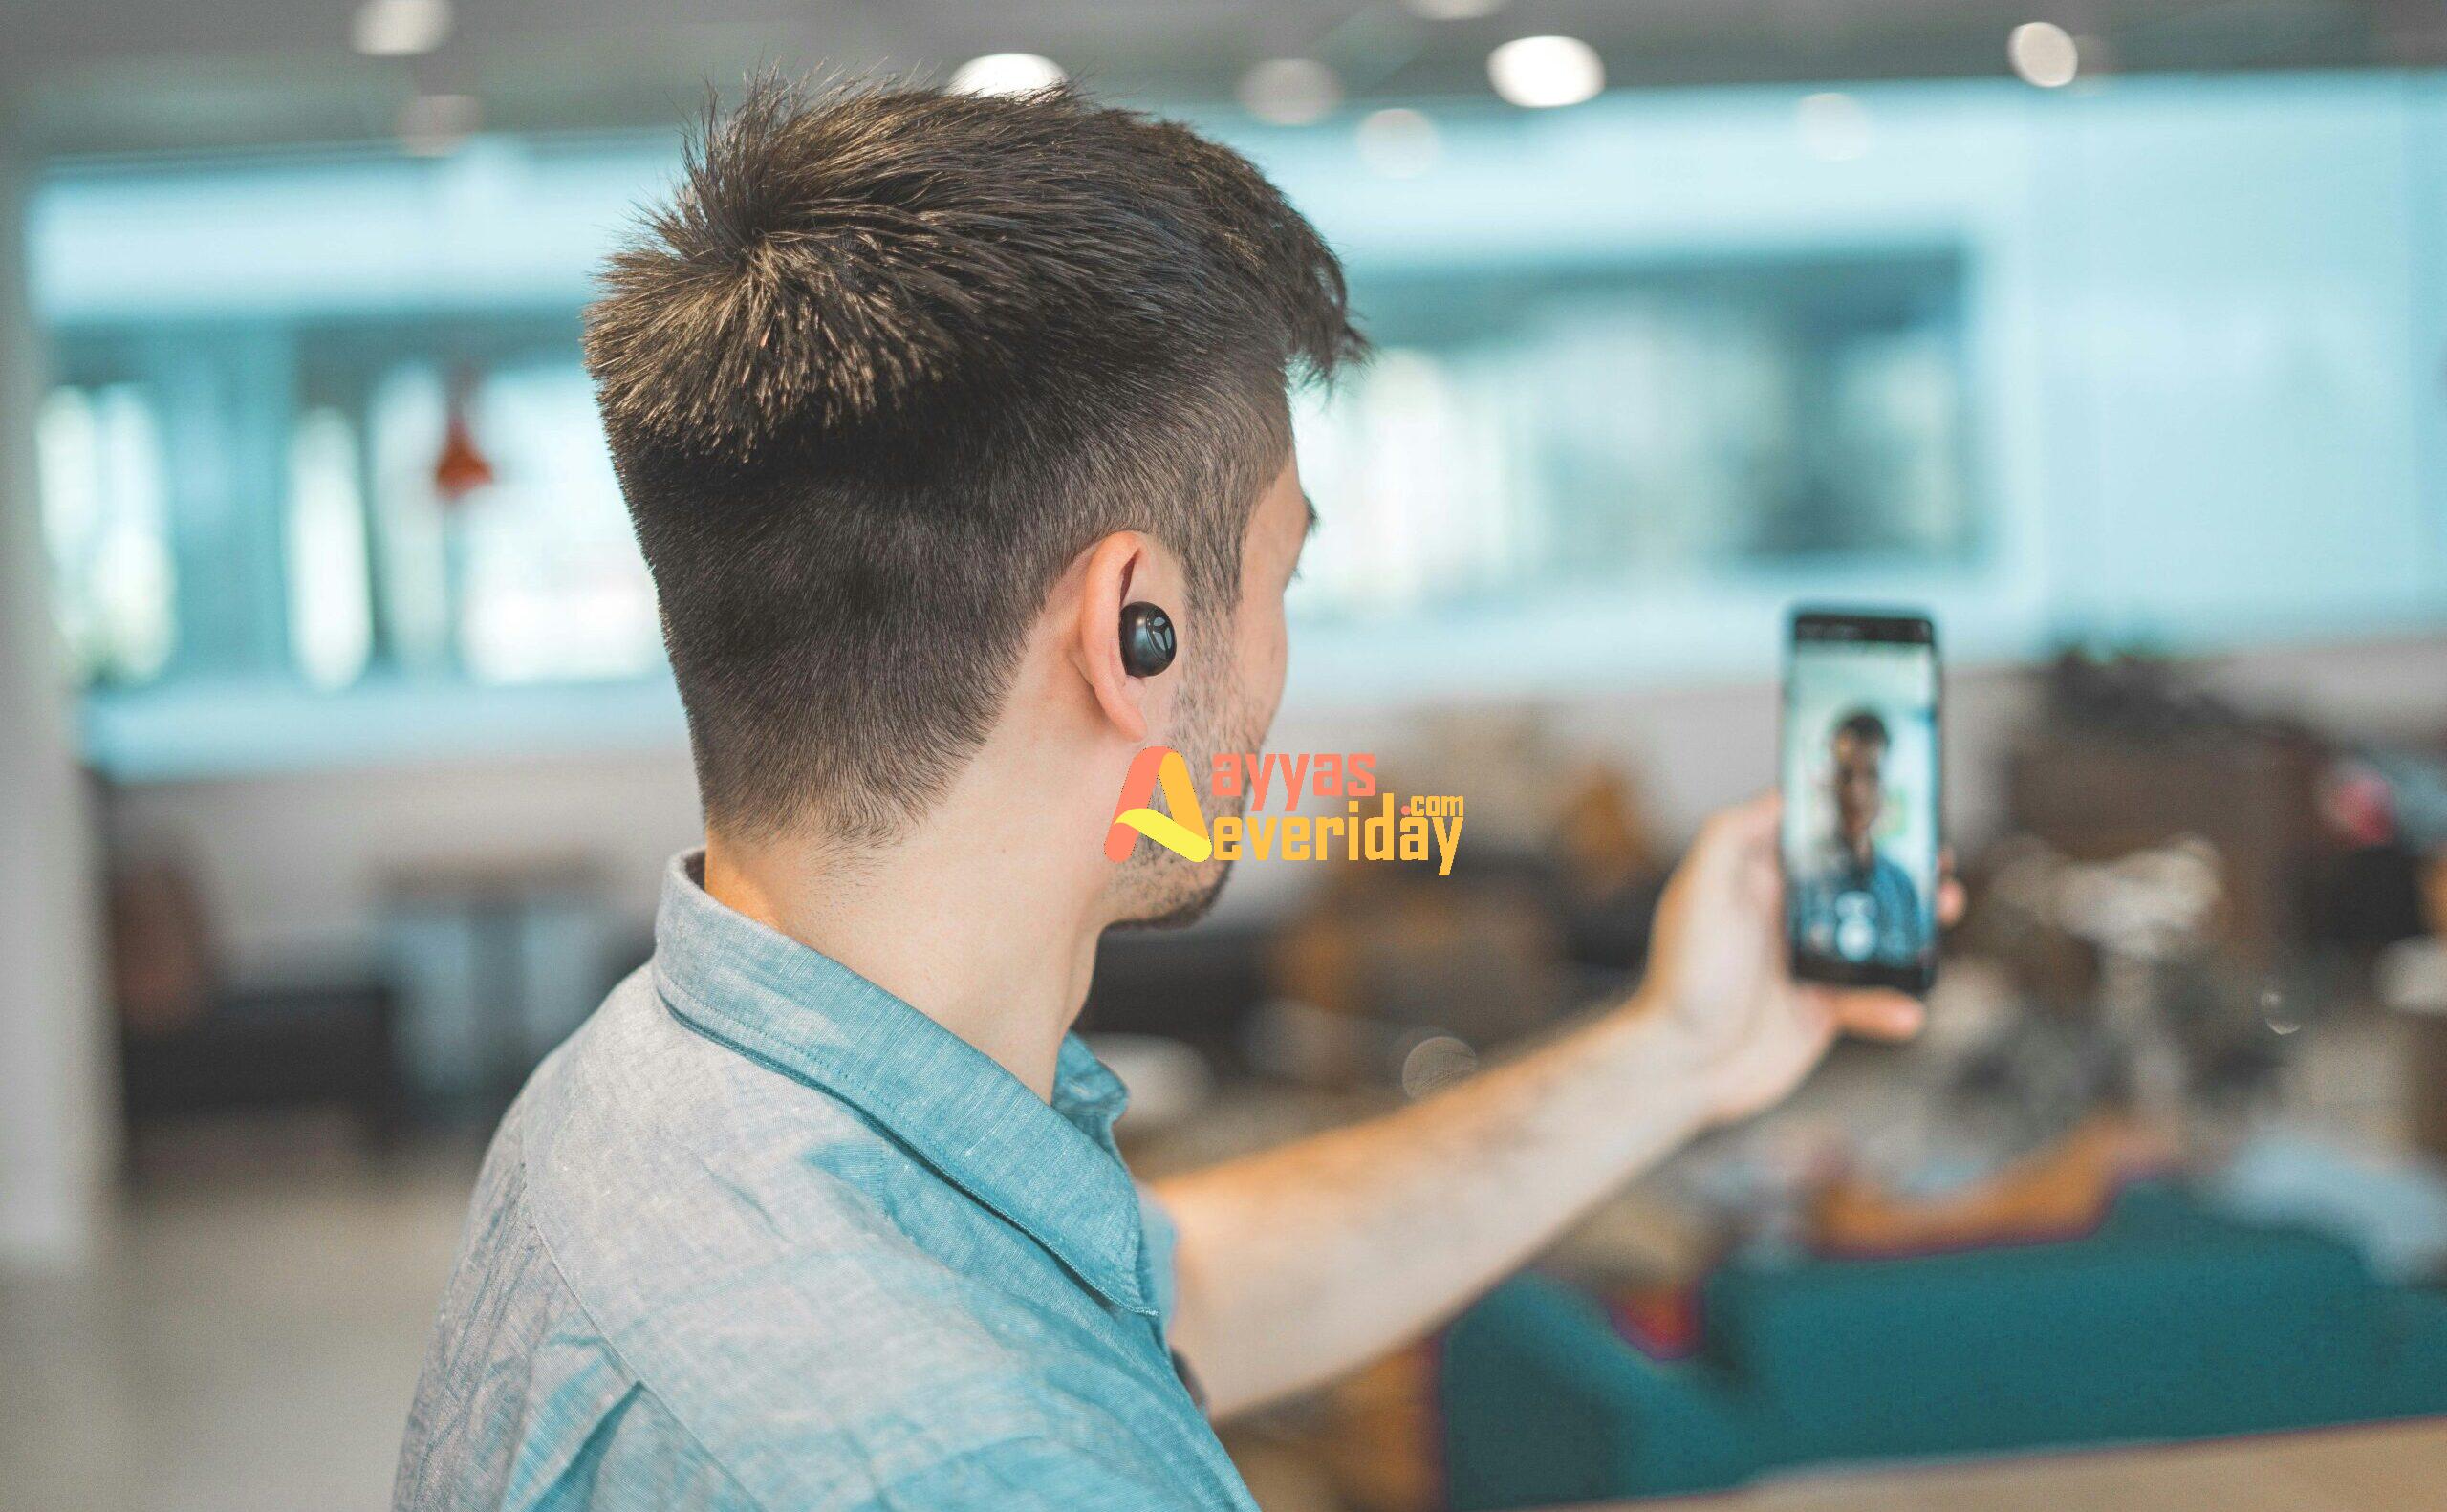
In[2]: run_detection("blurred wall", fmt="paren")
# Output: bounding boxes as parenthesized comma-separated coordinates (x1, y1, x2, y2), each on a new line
(105, 746, 700, 974)
(0, 148, 110, 1268)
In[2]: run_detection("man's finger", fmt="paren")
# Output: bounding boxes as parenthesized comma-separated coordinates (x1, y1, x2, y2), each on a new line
(1702, 791, 1782, 852)
(1932, 847, 1966, 925)
(1812, 989, 1925, 1042)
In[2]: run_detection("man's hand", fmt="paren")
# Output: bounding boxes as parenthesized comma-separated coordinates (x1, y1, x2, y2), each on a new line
(1640, 792, 1960, 1125)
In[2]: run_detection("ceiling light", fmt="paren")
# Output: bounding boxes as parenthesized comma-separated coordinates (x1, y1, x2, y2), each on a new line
(1239, 58, 1342, 126)
(352, 0, 451, 57)
(1356, 108, 1440, 178)
(949, 53, 1065, 97)
(1487, 35, 1603, 109)
(2008, 22, 2080, 88)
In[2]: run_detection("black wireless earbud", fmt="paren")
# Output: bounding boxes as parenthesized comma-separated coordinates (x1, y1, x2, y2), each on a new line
(1118, 602, 1178, 678)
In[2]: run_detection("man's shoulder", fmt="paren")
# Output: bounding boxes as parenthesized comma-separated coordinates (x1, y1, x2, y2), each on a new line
(417, 974, 1138, 1509)
(397, 1245, 754, 1511)
(521, 962, 888, 1179)
(397, 1098, 761, 1511)
(516, 967, 993, 1324)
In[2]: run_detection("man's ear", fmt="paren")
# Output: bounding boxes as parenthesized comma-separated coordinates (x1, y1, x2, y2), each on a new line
(1070, 531, 1178, 745)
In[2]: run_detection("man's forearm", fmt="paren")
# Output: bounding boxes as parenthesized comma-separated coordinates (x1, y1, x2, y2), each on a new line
(1152, 997, 1716, 1418)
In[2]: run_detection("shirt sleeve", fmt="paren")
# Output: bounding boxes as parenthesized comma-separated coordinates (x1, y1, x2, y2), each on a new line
(471, 1377, 766, 1512)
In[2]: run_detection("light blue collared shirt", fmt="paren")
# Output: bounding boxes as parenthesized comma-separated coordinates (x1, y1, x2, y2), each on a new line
(394, 854, 1254, 1511)
(1789, 841, 1928, 966)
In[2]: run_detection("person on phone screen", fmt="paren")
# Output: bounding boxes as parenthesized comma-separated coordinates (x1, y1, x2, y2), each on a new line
(1794, 709, 1927, 965)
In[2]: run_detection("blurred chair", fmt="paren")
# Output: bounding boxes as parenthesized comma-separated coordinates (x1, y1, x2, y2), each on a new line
(110, 853, 405, 1152)
(2007, 731, 2323, 977)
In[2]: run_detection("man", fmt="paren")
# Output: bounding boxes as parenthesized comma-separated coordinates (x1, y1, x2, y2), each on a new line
(1792, 709, 1929, 965)
(394, 79, 1947, 1512)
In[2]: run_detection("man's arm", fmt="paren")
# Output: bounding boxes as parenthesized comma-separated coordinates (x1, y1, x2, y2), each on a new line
(1153, 795, 1949, 1419)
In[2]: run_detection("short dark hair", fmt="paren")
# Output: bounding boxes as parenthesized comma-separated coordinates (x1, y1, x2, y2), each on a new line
(585, 76, 1362, 842)
(1832, 709, 1890, 749)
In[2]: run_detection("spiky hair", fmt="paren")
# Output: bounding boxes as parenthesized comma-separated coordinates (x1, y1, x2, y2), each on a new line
(585, 76, 1361, 842)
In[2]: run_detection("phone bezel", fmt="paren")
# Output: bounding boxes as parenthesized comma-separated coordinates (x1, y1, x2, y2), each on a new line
(1782, 607, 1941, 995)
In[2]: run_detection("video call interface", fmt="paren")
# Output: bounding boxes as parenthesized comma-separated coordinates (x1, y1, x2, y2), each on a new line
(1782, 635, 1939, 970)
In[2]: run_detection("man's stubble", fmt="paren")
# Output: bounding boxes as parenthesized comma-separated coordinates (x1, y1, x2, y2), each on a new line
(1108, 643, 1272, 932)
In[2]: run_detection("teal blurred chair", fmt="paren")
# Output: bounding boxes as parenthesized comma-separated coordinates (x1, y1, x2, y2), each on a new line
(1440, 1185, 2447, 1508)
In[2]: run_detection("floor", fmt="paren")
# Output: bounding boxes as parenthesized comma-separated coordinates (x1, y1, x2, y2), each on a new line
(0, 1133, 478, 1512)
(1628, 1417, 2447, 1512)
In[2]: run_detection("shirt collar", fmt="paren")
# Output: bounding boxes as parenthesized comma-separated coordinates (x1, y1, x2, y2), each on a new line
(647, 853, 1152, 1316)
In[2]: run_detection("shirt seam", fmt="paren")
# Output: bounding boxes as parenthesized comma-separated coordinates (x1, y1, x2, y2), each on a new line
(513, 1165, 774, 1512)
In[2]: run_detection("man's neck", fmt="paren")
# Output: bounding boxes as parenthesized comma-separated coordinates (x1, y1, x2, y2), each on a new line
(702, 775, 1113, 1101)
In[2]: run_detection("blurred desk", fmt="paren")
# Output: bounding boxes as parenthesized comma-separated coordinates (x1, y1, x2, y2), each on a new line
(1608, 1417, 2447, 1511)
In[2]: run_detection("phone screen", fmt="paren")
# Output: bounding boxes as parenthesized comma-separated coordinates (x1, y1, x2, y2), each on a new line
(1782, 609, 1940, 992)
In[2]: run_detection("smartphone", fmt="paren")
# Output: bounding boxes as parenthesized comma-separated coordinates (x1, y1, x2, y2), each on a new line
(1782, 608, 1941, 994)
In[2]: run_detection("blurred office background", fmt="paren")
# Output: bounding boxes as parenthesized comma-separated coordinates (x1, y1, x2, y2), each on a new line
(9, 2, 2447, 1509)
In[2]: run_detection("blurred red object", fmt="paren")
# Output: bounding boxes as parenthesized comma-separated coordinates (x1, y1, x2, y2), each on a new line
(2320, 761, 2397, 849)
(434, 376, 495, 504)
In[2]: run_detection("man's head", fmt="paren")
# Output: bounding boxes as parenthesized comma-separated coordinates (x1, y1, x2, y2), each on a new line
(586, 77, 1360, 902)
(1828, 709, 1890, 852)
